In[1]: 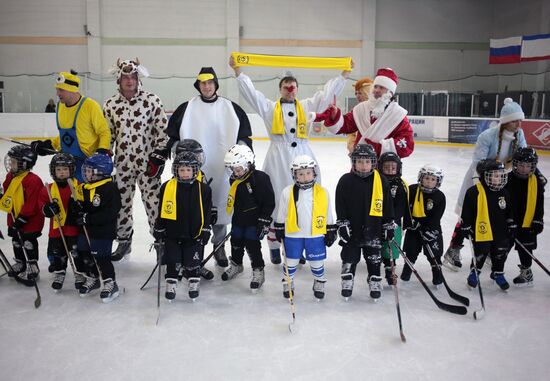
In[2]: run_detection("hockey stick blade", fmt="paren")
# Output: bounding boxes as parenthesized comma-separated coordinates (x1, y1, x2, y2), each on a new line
(473, 308, 485, 320)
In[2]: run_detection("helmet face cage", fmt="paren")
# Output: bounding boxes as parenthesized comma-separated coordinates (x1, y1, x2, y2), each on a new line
(175, 139, 206, 167)
(378, 152, 402, 178)
(484, 169, 508, 191)
(418, 165, 443, 193)
(50, 153, 76, 182)
(512, 148, 538, 179)
(291, 155, 317, 189)
(224, 145, 255, 180)
(351, 155, 377, 178)
(172, 153, 199, 184)
(4, 146, 36, 175)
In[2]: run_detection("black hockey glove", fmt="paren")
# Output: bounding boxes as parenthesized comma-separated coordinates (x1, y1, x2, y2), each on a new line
(8, 216, 27, 236)
(146, 149, 168, 178)
(273, 222, 285, 242)
(30, 139, 55, 156)
(324, 224, 337, 247)
(382, 222, 396, 242)
(257, 217, 272, 240)
(506, 219, 517, 240)
(532, 220, 544, 235)
(42, 202, 61, 218)
(210, 207, 218, 225)
(76, 212, 88, 226)
(337, 219, 352, 244)
(198, 226, 212, 246)
(153, 220, 166, 241)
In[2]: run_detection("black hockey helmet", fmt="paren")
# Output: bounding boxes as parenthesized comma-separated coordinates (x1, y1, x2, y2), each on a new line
(49, 152, 76, 182)
(350, 144, 377, 178)
(378, 151, 402, 178)
(175, 139, 205, 167)
(172, 152, 200, 184)
(4, 145, 37, 175)
(476, 159, 507, 191)
(512, 147, 538, 179)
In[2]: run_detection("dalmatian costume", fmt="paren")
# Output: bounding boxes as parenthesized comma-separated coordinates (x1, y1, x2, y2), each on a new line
(103, 58, 169, 260)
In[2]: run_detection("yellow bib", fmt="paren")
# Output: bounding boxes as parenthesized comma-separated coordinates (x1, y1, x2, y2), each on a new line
(286, 183, 328, 236)
(226, 172, 252, 215)
(475, 183, 493, 242)
(271, 98, 308, 139)
(160, 179, 204, 237)
(50, 179, 79, 229)
(522, 174, 537, 228)
(83, 178, 112, 202)
(411, 185, 426, 218)
(0, 172, 29, 217)
(369, 170, 384, 217)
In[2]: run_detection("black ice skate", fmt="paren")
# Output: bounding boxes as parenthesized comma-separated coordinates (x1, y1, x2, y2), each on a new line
(165, 278, 177, 301)
(443, 244, 462, 271)
(250, 268, 265, 292)
(282, 278, 295, 299)
(369, 275, 383, 300)
(312, 279, 326, 300)
(341, 273, 354, 300)
(74, 273, 86, 290)
(200, 266, 214, 280)
(221, 259, 243, 281)
(100, 278, 120, 303)
(79, 276, 100, 296)
(51, 270, 65, 291)
(188, 277, 200, 300)
(19, 260, 40, 284)
(513, 265, 533, 287)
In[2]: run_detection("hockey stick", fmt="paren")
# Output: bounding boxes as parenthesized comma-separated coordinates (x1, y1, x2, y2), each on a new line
(45, 183, 84, 281)
(139, 232, 231, 291)
(421, 233, 470, 306)
(388, 256, 406, 343)
(390, 240, 467, 315)
(468, 239, 485, 320)
(152, 240, 164, 325)
(514, 239, 550, 277)
(10, 212, 41, 308)
(0, 245, 35, 285)
(0, 137, 58, 155)
(281, 241, 296, 333)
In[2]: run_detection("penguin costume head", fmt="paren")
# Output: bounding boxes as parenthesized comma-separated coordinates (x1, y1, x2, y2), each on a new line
(194, 67, 219, 94)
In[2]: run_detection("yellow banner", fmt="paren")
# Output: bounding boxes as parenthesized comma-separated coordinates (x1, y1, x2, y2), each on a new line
(231, 52, 352, 70)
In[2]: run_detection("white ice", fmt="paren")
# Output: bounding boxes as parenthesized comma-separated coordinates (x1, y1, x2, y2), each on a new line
(1, 140, 549, 381)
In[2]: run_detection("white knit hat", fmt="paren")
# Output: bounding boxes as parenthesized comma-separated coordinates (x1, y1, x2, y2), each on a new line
(499, 98, 524, 124)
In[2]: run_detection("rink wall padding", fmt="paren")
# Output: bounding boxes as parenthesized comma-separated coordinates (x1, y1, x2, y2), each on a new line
(1, 113, 549, 151)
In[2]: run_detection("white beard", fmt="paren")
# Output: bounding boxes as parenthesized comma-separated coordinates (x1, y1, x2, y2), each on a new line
(366, 92, 392, 119)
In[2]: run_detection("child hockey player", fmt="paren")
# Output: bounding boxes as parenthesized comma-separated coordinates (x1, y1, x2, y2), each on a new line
(461, 159, 514, 291)
(506, 147, 545, 286)
(274, 155, 336, 300)
(38, 153, 85, 291)
(76, 154, 122, 302)
(378, 152, 410, 286)
(335, 144, 394, 300)
(153, 152, 212, 301)
(0, 145, 44, 283)
(222, 144, 275, 291)
(401, 165, 446, 287)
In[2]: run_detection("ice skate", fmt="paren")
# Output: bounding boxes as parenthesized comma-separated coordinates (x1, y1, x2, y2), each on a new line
(513, 265, 533, 287)
(111, 238, 131, 262)
(51, 270, 66, 291)
(100, 278, 120, 303)
(443, 245, 462, 271)
(250, 268, 265, 292)
(165, 278, 177, 301)
(221, 259, 243, 281)
(188, 277, 200, 300)
(312, 279, 326, 300)
(368, 275, 383, 300)
(341, 273, 354, 300)
(79, 276, 100, 296)
(490, 271, 509, 291)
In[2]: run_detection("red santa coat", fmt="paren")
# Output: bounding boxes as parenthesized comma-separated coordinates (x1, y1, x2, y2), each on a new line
(324, 101, 414, 158)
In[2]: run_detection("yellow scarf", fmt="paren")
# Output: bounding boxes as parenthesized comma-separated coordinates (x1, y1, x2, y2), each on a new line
(271, 98, 308, 139)
(160, 179, 204, 235)
(286, 183, 328, 235)
(83, 178, 112, 202)
(369, 170, 384, 217)
(411, 185, 426, 218)
(226, 172, 252, 215)
(475, 183, 493, 242)
(231, 52, 352, 70)
(0, 172, 28, 216)
(50, 179, 79, 229)
(522, 174, 538, 228)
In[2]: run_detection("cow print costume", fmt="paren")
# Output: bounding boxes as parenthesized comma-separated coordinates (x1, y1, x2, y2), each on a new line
(103, 59, 169, 259)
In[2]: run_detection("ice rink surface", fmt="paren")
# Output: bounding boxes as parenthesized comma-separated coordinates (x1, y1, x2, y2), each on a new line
(1, 139, 549, 381)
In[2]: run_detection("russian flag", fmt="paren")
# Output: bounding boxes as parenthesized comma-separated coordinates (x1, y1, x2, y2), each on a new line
(489, 36, 522, 64)
(521, 34, 550, 62)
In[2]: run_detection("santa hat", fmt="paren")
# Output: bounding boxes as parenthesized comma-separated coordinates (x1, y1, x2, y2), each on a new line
(194, 67, 219, 92)
(354, 77, 373, 92)
(373, 68, 398, 94)
(499, 98, 524, 124)
(55, 70, 80, 93)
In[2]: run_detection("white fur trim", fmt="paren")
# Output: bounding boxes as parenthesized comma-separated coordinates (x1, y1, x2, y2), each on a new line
(380, 138, 396, 154)
(500, 111, 524, 124)
(373, 76, 397, 94)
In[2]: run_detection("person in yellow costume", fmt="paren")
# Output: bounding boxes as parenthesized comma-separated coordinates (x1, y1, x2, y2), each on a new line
(31, 70, 111, 182)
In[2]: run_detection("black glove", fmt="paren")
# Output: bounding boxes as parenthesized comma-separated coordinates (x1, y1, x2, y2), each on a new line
(210, 207, 218, 225)
(382, 222, 396, 242)
(145, 150, 168, 178)
(42, 202, 61, 218)
(76, 212, 88, 226)
(69, 198, 84, 214)
(337, 219, 352, 244)
(532, 220, 544, 235)
(30, 139, 55, 156)
(198, 226, 212, 246)
(257, 217, 272, 240)
(507, 219, 517, 240)
(324, 224, 337, 247)
(8, 216, 27, 236)
(153, 223, 166, 241)
(274, 222, 285, 242)
(95, 148, 113, 156)
(409, 219, 421, 231)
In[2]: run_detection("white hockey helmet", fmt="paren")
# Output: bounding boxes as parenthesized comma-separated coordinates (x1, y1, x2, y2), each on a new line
(418, 164, 444, 193)
(290, 155, 317, 189)
(224, 144, 255, 179)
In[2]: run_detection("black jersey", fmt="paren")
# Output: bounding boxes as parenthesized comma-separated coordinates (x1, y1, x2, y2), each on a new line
(81, 180, 121, 240)
(404, 184, 446, 231)
(506, 174, 545, 227)
(230, 169, 275, 227)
